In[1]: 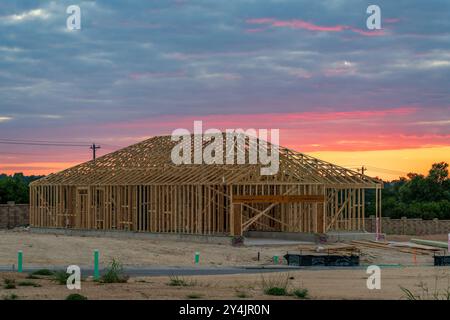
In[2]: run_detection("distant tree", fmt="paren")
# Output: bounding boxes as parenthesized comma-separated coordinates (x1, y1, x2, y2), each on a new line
(379, 162, 450, 219)
(0, 173, 44, 204)
(428, 162, 449, 184)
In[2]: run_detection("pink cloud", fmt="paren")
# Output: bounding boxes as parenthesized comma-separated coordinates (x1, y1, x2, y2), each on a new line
(246, 18, 386, 36)
(93, 105, 450, 154)
(246, 18, 346, 32)
(4, 106, 450, 175)
(102, 107, 417, 131)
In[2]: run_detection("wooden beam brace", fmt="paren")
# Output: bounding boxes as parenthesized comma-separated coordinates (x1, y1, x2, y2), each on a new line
(233, 194, 325, 204)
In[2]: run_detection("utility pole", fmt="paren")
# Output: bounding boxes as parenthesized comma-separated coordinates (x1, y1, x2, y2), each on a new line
(360, 166, 367, 175)
(90, 143, 101, 161)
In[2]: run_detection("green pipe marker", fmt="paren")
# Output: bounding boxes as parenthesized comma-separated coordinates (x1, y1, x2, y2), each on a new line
(273, 256, 279, 264)
(195, 251, 200, 264)
(18, 251, 23, 273)
(94, 249, 100, 280)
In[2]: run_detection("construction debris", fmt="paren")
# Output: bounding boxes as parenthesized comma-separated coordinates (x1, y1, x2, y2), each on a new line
(295, 243, 359, 256)
(295, 239, 443, 258)
(350, 240, 441, 256)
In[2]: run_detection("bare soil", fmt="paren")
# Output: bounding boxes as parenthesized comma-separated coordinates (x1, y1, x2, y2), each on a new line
(1, 267, 449, 300)
(1, 229, 449, 300)
(0, 229, 445, 268)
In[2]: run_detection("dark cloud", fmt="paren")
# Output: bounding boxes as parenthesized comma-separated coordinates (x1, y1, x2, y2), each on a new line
(0, 0, 449, 138)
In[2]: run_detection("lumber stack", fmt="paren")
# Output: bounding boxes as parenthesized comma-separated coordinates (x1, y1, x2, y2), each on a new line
(296, 243, 359, 256)
(350, 240, 440, 255)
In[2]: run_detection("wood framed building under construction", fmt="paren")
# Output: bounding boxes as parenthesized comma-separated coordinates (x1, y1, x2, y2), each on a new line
(30, 134, 383, 237)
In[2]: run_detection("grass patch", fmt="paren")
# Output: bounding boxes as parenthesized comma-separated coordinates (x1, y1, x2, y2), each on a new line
(261, 273, 290, 296)
(31, 269, 54, 276)
(66, 293, 88, 300)
(293, 288, 309, 299)
(53, 271, 70, 285)
(18, 281, 41, 288)
(167, 275, 196, 287)
(26, 274, 40, 280)
(265, 287, 287, 296)
(100, 259, 129, 283)
(3, 293, 18, 300)
(186, 293, 203, 299)
(3, 279, 16, 290)
(400, 273, 450, 300)
(236, 291, 250, 298)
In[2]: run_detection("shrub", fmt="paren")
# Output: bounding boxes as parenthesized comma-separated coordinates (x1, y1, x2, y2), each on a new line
(293, 288, 309, 299)
(236, 291, 249, 298)
(100, 259, 128, 283)
(261, 273, 290, 296)
(264, 287, 287, 296)
(168, 275, 188, 286)
(186, 293, 202, 299)
(167, 275, 196, 287)
(18, 281, 41, 287)
(3, 293, 18, 300)
(31, 269, 54, 276)
(66, 293, 88, 300)
(3, 279, 16, 289)
(53, 271, 70, 285)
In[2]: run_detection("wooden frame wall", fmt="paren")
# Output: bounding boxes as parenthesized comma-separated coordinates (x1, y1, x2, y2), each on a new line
(30, 183, 375, 236)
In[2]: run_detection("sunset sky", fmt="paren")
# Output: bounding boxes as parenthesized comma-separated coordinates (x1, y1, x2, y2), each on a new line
(1, 0, 449, 180)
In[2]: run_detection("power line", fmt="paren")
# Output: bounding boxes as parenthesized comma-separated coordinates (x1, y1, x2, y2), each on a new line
(0, 138, 109, 161)
(0, 138, 121, 149)
(342, 164, 409, 175)
(0, 138, 89, 144)
(0, 141, 89, 147)
(0, 153, 90, 159)
(365, 165, 409, 175)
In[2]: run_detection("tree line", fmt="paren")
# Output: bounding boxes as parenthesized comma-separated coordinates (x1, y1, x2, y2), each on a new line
(1, 162, 449, 219)
(0, 173, 44, 204)
(366, 162, 450, 219)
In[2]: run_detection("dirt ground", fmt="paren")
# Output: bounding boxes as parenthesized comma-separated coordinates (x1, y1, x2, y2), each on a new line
(1, 229, 449, 300)
(1, 267, 449, 300)
(0, 229, 446, 268)
(0, 229, 297, 267)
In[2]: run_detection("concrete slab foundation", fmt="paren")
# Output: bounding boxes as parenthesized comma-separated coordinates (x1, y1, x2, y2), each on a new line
(29, 227, 233, 245)
(325, 231, 385, 243)
(30, 227, 384, 245)
(244, 231, 384, 244)
(244, 231, 319, 242)
(243, 238, 313, 246)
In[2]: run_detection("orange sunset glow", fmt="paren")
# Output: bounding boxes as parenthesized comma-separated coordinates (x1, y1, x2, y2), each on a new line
(2, 147, 449, 181)
(1, 107, 449, 181)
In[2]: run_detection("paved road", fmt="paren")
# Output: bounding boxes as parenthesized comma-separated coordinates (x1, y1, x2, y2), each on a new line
(0, 264, 408, 276)
(0, 265, 305, 276)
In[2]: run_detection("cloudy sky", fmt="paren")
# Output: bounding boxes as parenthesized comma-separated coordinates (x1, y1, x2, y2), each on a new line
(1, 0, 449, 179)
